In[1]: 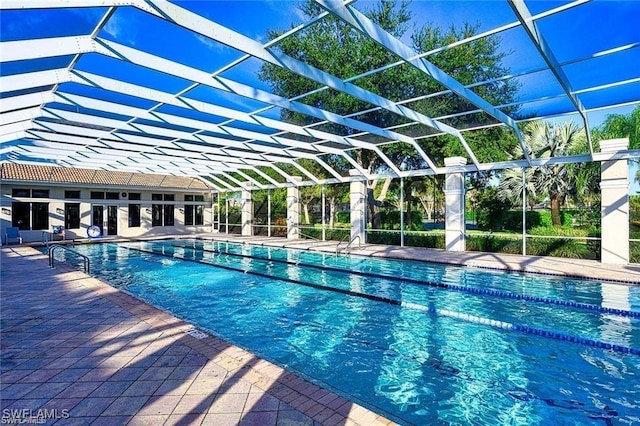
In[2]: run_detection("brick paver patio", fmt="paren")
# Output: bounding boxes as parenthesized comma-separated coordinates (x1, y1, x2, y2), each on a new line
(0, 246, 395, 425)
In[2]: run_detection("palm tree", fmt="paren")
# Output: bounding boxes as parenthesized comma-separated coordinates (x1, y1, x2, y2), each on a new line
(499, 121, 585, 227)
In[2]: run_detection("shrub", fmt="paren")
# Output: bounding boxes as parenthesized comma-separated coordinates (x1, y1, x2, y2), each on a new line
(404, 232, 445, 249)
(367, 231, 401, 246)
(525, 238, 593, 259)
(498, 210, 574, 231)
(631, 241, 640, 264)
(475, 187, 511, 231)
(336, 211, 350, 224)
(299, 227, 349, 241)
(631, 196, 640, 223)
(528, 226, 599, 237)
(367, 231, 444, 248)
(466, 235, 522, 254)
(378, 210, 424, 231)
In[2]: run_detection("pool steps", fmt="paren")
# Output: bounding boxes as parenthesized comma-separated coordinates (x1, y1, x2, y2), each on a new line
(123, 243, 640, 356)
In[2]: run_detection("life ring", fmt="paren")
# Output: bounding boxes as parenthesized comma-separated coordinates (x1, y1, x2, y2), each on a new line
(87, 225, 102, 238)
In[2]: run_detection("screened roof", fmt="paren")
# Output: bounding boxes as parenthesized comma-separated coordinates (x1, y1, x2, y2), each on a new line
(1, 0, 639, 192)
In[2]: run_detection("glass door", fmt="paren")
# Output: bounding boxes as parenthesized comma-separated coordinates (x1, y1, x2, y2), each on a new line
(107, 206, 118, 236)
(92, 205, 103, 236)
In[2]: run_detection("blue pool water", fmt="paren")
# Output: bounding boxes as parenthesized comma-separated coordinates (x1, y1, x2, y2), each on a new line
(51, 239, 640, 425)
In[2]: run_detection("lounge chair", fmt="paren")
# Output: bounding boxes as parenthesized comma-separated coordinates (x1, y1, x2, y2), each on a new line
(4, 227, 23, 245)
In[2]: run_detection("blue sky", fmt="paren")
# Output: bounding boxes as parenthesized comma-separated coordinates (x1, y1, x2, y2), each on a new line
(2, 0, 638, 188)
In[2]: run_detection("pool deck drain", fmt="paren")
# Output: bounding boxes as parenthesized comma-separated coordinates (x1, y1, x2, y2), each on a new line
(0, 246, 395, 426)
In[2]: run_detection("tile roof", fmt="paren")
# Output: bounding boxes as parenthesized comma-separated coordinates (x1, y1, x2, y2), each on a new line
(0, 163, 212, 190)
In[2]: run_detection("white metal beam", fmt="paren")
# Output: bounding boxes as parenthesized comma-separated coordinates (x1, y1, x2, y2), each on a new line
(508, 0, 593, 155)
(315, 0, 530, 166)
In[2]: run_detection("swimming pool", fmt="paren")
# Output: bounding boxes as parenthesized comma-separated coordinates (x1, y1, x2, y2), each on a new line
(52, 239, 640, 424)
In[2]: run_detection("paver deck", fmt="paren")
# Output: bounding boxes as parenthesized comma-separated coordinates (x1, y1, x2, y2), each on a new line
(0, 246, 395, 426)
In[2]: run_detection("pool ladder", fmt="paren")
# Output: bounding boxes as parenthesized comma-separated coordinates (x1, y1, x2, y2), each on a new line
(336, 234, 361, 255)
(48, 244, 91, 274)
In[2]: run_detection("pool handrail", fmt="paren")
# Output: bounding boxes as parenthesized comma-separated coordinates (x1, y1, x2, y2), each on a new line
(336, 234, 361, 255)
(48, 244, 90, 274)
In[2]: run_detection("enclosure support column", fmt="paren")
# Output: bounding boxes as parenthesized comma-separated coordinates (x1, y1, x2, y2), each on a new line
(350, 170, 366, 247)
(287, 177, 301, 239)
(445, 157, 467, 252)
(322, 185, 326, 241)
(400, 177, 404, 247)
(267, 190, 272, 237)
(225, 198, 229, 234)
(600, 138, 629, 264)
(241, 187, 253, 237)
(522, 168, 527, 256)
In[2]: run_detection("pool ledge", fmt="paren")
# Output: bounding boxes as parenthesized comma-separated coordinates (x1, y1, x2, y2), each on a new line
(0, 246, 398, 426)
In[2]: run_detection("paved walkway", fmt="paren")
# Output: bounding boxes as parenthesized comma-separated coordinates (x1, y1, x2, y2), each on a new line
(0, 246, 394, 426)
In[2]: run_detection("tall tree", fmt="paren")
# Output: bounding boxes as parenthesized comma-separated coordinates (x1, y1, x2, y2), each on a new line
(592, 105, 640, 184)
(593, 105, 640, 150)
(260, 0, 521, 226)
(499, 121, 585, 226)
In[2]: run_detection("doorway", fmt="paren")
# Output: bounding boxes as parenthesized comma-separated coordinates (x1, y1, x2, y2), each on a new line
(107, 205, 118, 236)
(92, 205, 103, 236)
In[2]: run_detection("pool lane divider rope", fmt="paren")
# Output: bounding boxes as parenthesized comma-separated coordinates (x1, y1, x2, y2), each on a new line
(122, 244, 639, 356)
(170, 242, 640, 319)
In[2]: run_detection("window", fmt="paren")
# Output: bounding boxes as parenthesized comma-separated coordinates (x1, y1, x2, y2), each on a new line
(91, 192, 105, 199)
(106, 192, 119, 200)
(164, 205, 175, 226)
(184, 194, 205, 202)
(128, 193, 141, 200)
(185, 205, 194, 226)
(12, 189, 30, 197)
(32, 189, 49, 198)
(184, 204, 204, 226)
(11, 202, 30, 230)
(195, 205, 204, 226)
(152, 204, 174, 226)
(65, 203, 80, 229)
(128, 204, 141, 227)
(32, 202, 49, 230)
(65, 190, 81, 199)
(152, 204, 163, 226)
(11, 201, 49, 230)
(151, 194, 175, 226)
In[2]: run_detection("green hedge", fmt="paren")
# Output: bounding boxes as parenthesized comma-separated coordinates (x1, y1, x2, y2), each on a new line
(496, 210, 574, 231)
(376, 210, 424, 231)
(367, 231, 445, 248)
(631, 241, 640, 264)
(466, 233, 598, 259)
(466, 235, 522, 254)
(299, 227, 349, 241)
